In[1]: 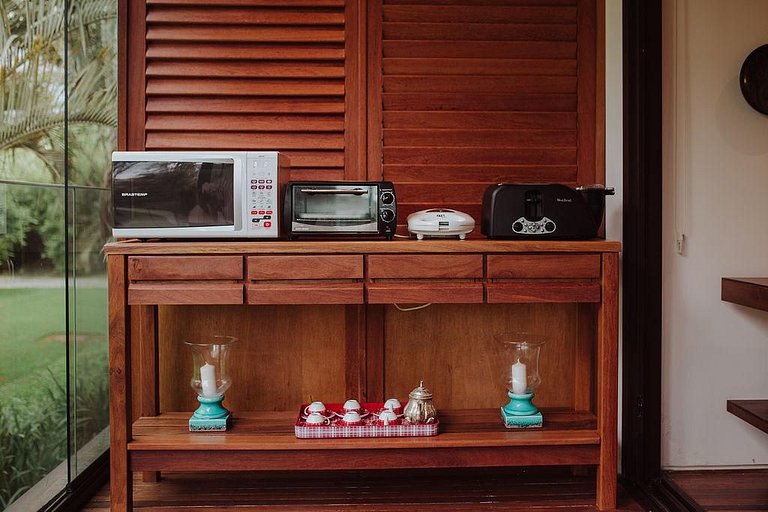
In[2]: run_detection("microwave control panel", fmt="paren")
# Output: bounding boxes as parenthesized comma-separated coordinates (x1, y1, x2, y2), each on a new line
(246, 154, 279, 237)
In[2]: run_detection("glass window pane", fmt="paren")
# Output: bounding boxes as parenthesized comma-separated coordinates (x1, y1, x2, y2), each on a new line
(66, 0, 116, 477)
(0, 184, 68, 510)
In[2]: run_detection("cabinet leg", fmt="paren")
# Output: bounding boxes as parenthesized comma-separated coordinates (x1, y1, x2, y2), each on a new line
(596, 252, 619, 510)
(109, 255, 133, 511)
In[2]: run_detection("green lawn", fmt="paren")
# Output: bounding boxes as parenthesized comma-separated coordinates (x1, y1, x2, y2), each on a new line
(0, 286, 108, 387)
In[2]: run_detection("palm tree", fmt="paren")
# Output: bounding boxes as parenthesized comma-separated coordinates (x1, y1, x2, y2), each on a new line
(0, 0, 117, 182)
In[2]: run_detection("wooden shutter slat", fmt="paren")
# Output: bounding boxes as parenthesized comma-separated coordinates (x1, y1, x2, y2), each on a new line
(383, 165, 578, 184)
(383, 6, 577, 24)
(383, 129, 577, 148)
(382, 112, 577, 130)
(147, 97, 344, 114)
(383, 41, 576, 59)
(146, 61, 345, 78)
(146, 114, 343, 132)
(384, 76, 576, 94)
(147, 26, 345, 43)
(147, 7, 345, 25)
(385, 148, 577, 166)
(384, 0, 577, 6)
(382, 93, 577, 112)
(145, 132, 344, 150)
(383, 58, 576, 76)
(146, 78, 344, 96)
(147, 43, 345, 61)
(147, 0, 345, 6)
(383, 23, 577, 41)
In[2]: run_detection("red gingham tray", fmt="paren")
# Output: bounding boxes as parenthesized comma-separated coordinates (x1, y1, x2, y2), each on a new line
(294, 402, 439, 439)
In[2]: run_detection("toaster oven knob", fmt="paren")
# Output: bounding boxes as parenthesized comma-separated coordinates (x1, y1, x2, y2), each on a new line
(545, 221, 556, 232)
(513, 221, 524, 233)
(380, 191, 395, 205)
(380, 209, 395, 222)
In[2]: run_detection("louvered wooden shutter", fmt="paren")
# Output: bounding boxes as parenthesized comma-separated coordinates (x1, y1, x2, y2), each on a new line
(125, 0, 365, 180)
(370, 0, 599, 221)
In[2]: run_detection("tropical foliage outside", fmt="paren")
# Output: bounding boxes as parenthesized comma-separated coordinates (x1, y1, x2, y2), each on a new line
(1, 0, 115, 267)
(0, 0, 115, 507)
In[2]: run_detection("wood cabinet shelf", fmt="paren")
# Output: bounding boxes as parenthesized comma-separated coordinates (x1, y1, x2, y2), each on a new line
(721, 277, 768, 313)
(128, 409, 600, 472)
(727, 400, 768, 435)
(105, 239, 620, 511)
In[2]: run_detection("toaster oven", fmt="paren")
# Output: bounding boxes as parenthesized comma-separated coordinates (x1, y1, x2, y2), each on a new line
(283, 181, 397, 239)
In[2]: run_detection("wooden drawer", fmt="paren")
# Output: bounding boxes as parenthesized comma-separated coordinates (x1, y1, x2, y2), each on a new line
(128, 256, 243, 281)
(487, 254, 601, 279)
(128, 282, 244, 305)
(367, 282, 484, 304)
(247, 282, 363, 305)
(487, 282, 601, 303)
(367, 255, 483, 279)
(247, 255, 363, 280)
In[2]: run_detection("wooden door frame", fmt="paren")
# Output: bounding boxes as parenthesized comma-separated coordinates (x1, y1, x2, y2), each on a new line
(621, 1, 699, 509)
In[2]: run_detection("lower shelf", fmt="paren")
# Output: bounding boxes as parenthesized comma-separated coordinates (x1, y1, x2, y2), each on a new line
(128, 408, 600, 472)
(727, 400, 768, 434)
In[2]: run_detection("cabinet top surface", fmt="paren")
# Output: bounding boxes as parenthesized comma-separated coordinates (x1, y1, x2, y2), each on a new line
(103, 238, 621, 255)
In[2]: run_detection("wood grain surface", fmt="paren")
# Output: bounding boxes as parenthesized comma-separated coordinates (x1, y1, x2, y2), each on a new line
(667, 469, 768, 511)
(139, 0, 348, 176)
(727, 400, 768, 435)
(83, 470, 645, 512)
(375, 0, 599, 228)
(721, 277, 768, 313)
(383, 303, 580, 411)
(158, 305, 347, 413)
(105, 239, 621, 255)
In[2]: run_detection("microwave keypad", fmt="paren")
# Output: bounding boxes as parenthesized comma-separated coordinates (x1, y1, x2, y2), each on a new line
(247, 159, 278, 233)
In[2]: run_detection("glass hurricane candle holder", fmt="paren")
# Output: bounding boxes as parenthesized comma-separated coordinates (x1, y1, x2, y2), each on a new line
(497, 334, 545, 429)
(185, 335, 237, 432)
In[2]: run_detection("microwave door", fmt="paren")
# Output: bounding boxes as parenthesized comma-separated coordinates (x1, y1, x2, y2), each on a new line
(113, 160, 234, 229)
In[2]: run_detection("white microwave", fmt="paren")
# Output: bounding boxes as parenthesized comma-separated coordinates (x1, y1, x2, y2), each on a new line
(111, 151, 288, 239)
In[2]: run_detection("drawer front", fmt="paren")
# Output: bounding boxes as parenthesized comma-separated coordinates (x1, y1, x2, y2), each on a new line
(247, 283, 363, 305)
(367, 282, 484, 304)
(128, 256, 243, 281)
(128, 282, 244, 305)
(487, 254, 601, 279)
(487, 282, 601, 303)
(367, 255, 483, 279)
(247, 256, 363, 280)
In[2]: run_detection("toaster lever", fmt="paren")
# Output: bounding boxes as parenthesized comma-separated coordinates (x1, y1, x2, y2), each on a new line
(524, 190, 543, 221)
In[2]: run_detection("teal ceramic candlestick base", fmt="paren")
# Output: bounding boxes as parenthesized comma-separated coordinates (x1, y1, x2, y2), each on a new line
(501, 391, 543, 429)
(189, 395, 231, 432)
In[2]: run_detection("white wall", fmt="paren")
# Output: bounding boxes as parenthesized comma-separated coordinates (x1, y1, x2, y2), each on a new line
(662, 0, 768, 468)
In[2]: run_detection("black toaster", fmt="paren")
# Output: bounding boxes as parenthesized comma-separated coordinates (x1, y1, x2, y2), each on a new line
(481, 183, 614, 239)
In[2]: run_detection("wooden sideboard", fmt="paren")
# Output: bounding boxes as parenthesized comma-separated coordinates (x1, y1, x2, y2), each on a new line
(105, 239, 620, 511)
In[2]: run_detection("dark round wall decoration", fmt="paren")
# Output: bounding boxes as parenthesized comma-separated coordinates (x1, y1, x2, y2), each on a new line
(740, 44, 768, 115)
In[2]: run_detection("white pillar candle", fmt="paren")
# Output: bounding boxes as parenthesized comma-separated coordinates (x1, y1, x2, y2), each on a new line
(511, 359, 527, 395)
(200, 362, 218, 397)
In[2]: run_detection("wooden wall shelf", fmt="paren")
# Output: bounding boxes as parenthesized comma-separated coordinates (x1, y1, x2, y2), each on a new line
(105, 239, 620, 511)
(721, 282, 768, 437)
(727, 400, 768, 435)
(721, 277, 768, 313)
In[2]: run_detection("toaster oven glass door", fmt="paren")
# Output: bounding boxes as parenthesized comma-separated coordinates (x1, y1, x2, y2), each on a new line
(291, 185, 378, 232)
(113, 160, 234, 228)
